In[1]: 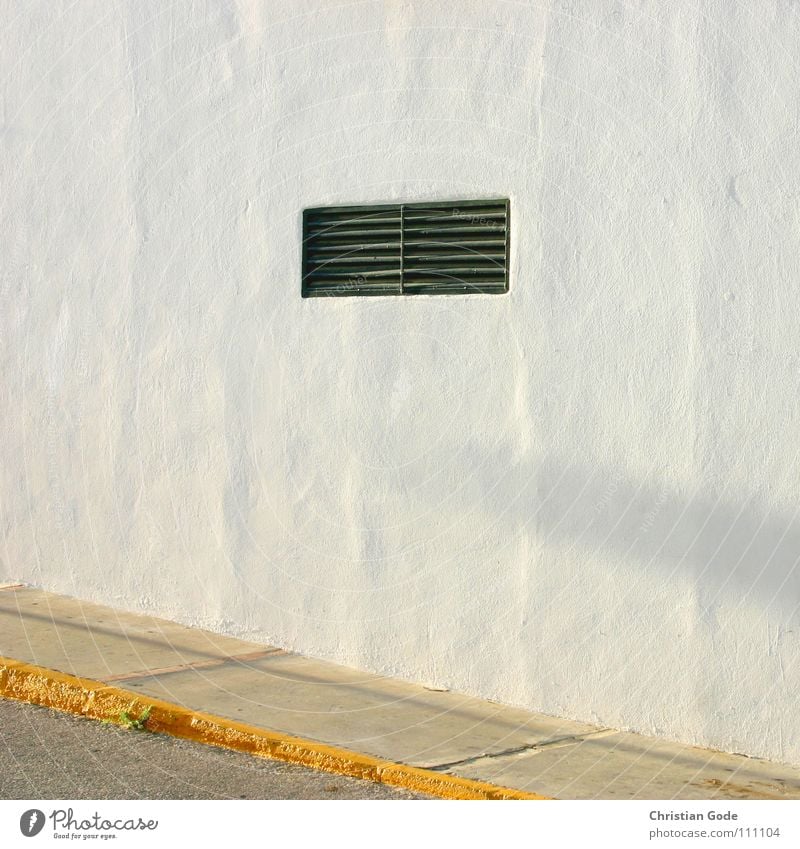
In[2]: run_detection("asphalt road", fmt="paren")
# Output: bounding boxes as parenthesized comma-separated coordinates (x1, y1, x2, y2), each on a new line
(0, 698, 427, 800)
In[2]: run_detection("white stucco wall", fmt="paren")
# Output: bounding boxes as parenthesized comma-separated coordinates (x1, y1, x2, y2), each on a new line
(2, 0, 800, 764)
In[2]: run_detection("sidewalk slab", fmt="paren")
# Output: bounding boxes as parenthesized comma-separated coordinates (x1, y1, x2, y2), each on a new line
(118, 651, 598, 768)
(2, 585, 799, 800)
(0, 586, 268, 679)
(451, 729, 800, 801)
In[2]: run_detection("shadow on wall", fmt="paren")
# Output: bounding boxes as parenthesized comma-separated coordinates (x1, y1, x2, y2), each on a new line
(474, 452, 800, 622)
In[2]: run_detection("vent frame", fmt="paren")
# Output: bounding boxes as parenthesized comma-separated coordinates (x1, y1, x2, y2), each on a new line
(301, 198, 510, 298)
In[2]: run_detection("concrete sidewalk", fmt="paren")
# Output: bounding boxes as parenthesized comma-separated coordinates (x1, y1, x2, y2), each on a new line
(1, 583, 799, 800)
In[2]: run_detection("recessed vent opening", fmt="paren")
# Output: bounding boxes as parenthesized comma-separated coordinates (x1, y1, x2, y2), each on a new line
(302, 199, 510, 297)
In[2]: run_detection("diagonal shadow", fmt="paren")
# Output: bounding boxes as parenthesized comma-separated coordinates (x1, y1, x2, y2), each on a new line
(498, 454, 800, 621)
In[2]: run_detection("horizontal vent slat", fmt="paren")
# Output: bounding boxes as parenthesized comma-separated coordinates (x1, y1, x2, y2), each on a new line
(404, 215, 505, 230)
(305, 204, 400, 217)
(307, 257, 402, 267)
(304, 283, 402, 296)
(403, 202, 506, 214)
(404, 258, 505, 268)
(305, 281, 401, 290)
(402, 224, 505, 236)
(305, 244, 401, 254)
(305, 213, 400, 225)
(304, 271, 402, 282)
(403, 239, 506, 248)
(404, 248, 505, 263)
(405, 250, 503, 259)
(403, 269, 506, 279)
(304, 228, 401, 240)
(403, 279, 505, 288)
(403, 284, 506, 295)
(305, 218, 401, 228)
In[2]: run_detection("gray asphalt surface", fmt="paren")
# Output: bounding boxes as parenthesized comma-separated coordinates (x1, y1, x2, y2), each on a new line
(0, 698, 428, 800)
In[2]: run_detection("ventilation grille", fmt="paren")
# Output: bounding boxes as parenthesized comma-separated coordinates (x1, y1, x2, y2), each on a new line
(302, 199, 510, 297)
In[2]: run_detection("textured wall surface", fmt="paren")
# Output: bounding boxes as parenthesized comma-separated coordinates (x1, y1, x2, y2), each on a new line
(2, 0, 800, 764)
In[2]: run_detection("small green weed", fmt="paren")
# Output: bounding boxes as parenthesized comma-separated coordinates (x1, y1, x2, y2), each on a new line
(117, 704, 153, 731)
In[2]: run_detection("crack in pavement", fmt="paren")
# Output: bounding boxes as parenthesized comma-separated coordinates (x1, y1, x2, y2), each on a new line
(426, 729, 619, 771)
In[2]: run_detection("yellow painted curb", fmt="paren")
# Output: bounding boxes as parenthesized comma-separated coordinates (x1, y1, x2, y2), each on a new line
(0, 656, 550, 801)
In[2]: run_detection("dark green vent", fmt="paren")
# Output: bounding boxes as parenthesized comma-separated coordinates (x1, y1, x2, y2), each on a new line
(302, 198, 510, 297)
